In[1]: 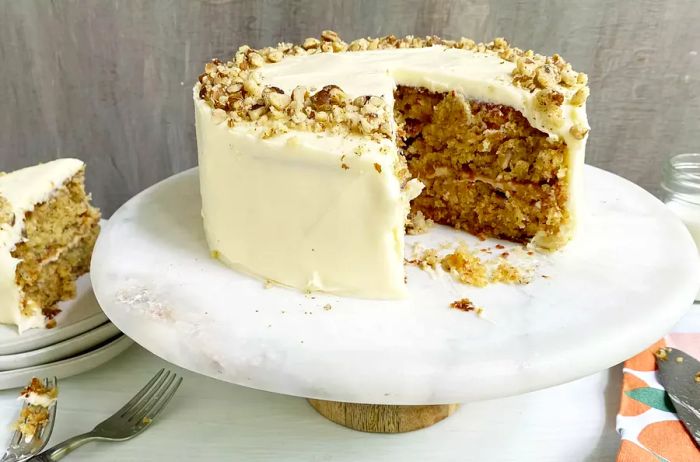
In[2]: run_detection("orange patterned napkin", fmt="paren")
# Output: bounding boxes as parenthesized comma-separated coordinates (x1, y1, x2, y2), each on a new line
(617, 330, 700, 461)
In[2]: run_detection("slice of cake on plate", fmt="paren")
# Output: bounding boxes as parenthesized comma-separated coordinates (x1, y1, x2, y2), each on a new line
(0, 159, 101, 332)
(193, 32, 589, 299)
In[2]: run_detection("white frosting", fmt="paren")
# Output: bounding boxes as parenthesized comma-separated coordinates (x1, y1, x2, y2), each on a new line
(0, 159, 84, 332)
(20, 390, 56, 407)
(194, 46, 588, 298)
(195, 102, 415, 298)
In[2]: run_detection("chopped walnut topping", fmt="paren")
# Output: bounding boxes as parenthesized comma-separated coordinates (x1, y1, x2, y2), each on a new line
(450, 297, 476, 312)
(569, 123, 589, 140)
(0, 196, 14, 227)
(534, 89, 565, 128)
(570, 87, 589, 107)
(197, 32, 589, 140)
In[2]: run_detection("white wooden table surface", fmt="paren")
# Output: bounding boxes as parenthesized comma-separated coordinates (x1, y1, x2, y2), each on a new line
(0, 353, 621, 461)
(3, 307, 698, 461)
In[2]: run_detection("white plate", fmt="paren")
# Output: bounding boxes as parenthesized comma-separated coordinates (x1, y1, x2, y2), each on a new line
(0, 275, 108, 356)
(0, 322, 121, 371)
(0, 335, 133, 390)
(91, 166, 700, 404)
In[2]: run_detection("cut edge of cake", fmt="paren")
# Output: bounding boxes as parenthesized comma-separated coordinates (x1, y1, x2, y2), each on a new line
(0, 159, 101, 332)
(193, 32, 589, 299)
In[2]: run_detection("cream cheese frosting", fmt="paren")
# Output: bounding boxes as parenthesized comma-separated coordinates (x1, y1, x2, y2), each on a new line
(195, 102, 422, 298)
(0, 158, 85, 332)
(20, 390, 57, 407)
(194, 36, 588, 298)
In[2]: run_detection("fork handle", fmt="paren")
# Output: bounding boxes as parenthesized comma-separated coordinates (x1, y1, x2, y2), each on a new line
(28, 432, 100, 461)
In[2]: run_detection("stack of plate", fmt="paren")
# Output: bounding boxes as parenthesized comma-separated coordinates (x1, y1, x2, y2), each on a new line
(0, 275, 133, 389)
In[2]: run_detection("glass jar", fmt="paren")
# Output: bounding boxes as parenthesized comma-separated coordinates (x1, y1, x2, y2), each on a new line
(661, 153, 700, 300)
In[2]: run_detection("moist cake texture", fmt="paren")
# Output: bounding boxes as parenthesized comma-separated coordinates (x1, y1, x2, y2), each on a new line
(396, 86, 568, 243)
(193, 32, 589, 298)
(0, 159, 100, 332)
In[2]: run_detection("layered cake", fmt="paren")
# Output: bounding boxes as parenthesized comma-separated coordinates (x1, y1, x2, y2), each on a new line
(194, 32, 589, 299)
(0, 159, 100, 332)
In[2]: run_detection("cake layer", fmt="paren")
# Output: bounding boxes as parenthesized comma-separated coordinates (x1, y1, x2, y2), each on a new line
(395, 86, 569, 246)
(195, 99, 421, 298)
(412, 177, 566, 243)
(395, 86, 567, 183)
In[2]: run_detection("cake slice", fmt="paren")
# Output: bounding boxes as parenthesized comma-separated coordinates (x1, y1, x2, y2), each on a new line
(194, 32, 589, 299)
(0, 159, 100, 332)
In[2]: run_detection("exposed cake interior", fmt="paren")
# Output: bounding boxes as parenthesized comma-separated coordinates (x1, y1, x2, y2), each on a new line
(395, 86, 568, 244)
(194, 33, 590, 298)
(10, 168, 100, 319)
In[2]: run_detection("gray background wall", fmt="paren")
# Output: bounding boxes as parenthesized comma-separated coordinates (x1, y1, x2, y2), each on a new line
(1, 0, 698, 215)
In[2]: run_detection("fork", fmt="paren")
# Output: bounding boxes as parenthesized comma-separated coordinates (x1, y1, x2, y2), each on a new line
(29, 369, 182, 461)
(1, 377, 58, 462)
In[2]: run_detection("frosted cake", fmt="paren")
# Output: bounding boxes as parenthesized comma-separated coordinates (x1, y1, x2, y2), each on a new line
(193, 32, 589, 298)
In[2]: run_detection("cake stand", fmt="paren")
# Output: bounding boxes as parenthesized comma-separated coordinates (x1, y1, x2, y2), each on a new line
(90, 166, 700, 433)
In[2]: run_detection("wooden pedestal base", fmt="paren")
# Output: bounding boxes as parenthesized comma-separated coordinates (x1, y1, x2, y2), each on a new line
(307, 399, 459, 433)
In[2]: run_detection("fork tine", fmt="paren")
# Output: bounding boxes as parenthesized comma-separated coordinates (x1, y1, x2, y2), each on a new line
(123, 370, 171, 420)
(130, 372, 177, 422)
(10, 399, 30, 446)
(38, 377, 58, 445)
(141, 375, 182, 423)
(115, 368, 164, 417)
(11, 426, 22, 446)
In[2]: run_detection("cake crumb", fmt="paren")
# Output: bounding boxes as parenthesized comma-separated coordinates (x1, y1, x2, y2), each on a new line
(406, 247, 440, 271)
(323, 304, 332, 311)
(491, 261, 528, 284)
(695, 371, 700, 383)
(449, 297, 480, 313)
(410, 243, 534, 287)
(675, 356, 684, 363)
(264, 279, 274, 289)
(406, 210, 434, 235)
(43, 306, 61, 328)
(210, 250, 220, 259)
(441, 244, 488, 287)
(373, 163, 382, 173)
(341, 163, 349, 170)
